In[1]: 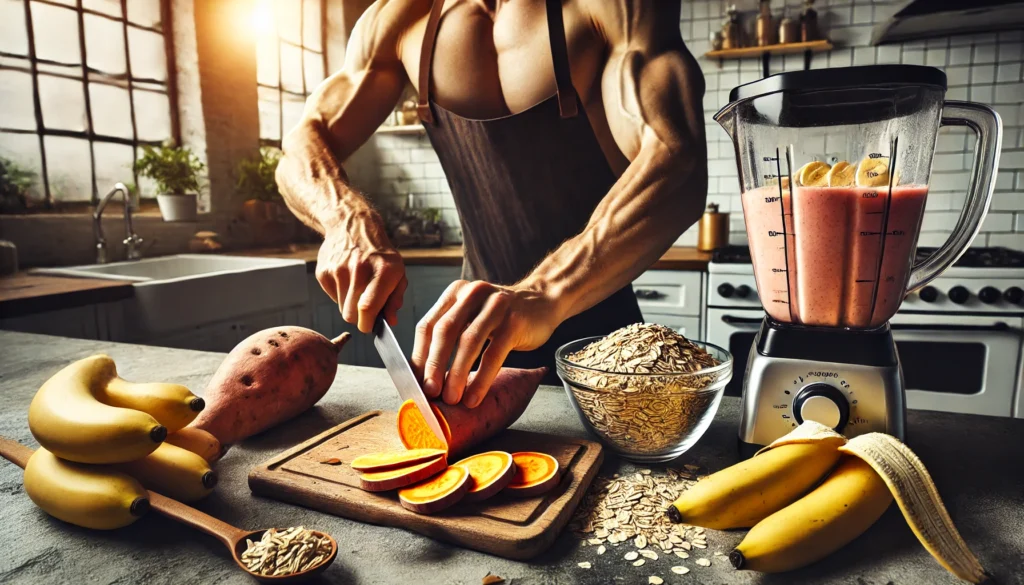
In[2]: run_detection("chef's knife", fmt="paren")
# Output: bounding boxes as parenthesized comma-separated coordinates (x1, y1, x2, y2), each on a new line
(372, 318, 447, 446)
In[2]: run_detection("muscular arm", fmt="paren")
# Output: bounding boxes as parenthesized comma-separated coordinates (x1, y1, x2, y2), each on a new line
(276, 1, 414, 332)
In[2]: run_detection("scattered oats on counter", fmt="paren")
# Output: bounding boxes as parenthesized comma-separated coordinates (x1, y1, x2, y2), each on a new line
(240, 527, 332, 577)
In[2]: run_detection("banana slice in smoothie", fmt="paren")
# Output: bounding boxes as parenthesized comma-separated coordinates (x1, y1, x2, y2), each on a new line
(856, 157, 891, 187)
(797, 161, 831, 186)
(826, 161, 856, 187)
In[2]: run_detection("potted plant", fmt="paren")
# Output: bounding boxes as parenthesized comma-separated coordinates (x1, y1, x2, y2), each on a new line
(134, 142, 205, 222)
(0, 156, 34, 214)
(235, 147, 295, 246)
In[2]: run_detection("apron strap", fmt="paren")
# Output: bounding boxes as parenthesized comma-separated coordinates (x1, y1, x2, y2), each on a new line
(545, 0, 578, 118)
(417, 0, 445, 124)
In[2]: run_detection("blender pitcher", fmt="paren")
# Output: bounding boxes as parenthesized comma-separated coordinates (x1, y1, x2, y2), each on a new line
(716, 65, 1001, 329)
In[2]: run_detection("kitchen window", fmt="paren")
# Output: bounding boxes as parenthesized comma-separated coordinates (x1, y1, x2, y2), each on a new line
(0, 0, 179, 207)
(253, 0, 327, 148)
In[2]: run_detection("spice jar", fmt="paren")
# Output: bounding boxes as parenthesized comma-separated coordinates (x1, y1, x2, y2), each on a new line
(722, 5, 743, 49)
(756, 0, 776, 47)
(697, 203, 730, 252)
(778, 9, 800, 45)
(802, 0, 821, 42)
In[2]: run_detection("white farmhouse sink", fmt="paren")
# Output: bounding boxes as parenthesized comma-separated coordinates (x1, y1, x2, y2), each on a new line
(32, 255, 309, 335)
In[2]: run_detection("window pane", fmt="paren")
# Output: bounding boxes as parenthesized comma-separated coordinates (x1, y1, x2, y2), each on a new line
(85, 13, 126, 74)
(31, 3, 81, 65)
(0, 132, 44, 199)
(44, 136, 93, 202)
(0, 70, 37, 131)
(303, 49, 323, 91)
(39, 75, 87, 131)
(127, 0, 161, 28)
(0, 0, 29, 55)
(128, 28, 167, 82)
(275, 0, 300, 45)
(280, 43, 303, 94)
(256, 34, 279, 87)
(258, 85, 281, 141)
(133, 89, 170, 141)
(93, 141, 134, 196)
(83, 0, 121, 17)
(89, 83, 133, 138)
(303, 0, 321, 51)
(282, 92, 305, 137)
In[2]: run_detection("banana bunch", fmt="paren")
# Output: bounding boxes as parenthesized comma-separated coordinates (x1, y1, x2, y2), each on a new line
(22, 355, 220, 530)
(669, 422, 988, 583)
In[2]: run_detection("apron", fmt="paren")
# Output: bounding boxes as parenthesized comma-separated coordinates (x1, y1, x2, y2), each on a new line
(416, 0, 643, 383)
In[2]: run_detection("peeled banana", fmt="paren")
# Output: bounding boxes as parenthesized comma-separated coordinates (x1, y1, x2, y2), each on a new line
(668, 421, 845, 529)
(29, 355, 167, 464)
(856, 156, 891, 187)
(730, 456, 893, 573)
(116, 442, 218, 503)
(23, 448, 151, 530)
(796, 161, 831, 186)
(96, 377, 205, 432)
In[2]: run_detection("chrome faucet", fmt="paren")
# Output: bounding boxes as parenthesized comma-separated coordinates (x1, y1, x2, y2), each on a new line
(94, 183, 144, 264)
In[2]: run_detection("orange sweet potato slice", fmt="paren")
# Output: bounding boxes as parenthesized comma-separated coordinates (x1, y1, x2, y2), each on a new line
(350, 448, 447, 473)
(397, 367, 546, 455)
(452, 451, 517, 503)
(356, 454, 447, 492)
(505, 452, 560, 498)
(398, 465, 471, 514)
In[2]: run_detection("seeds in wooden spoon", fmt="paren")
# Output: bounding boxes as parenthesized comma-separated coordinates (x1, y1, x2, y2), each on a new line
(240, 527, 333, 576)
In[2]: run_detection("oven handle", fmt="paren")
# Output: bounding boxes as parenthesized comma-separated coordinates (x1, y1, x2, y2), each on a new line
(720, 315, 765, 328)
(890, 322, 1012, 333)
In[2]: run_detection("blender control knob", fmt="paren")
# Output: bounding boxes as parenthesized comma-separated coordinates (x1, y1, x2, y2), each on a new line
(1005, 287, 1024, 305)
(717, 283, 735, 298)
(793, 383, 849, 433)
(918, 286, 939, 303)
(735, 284, 752, 298)
(948, 286, 971, 305)
(979, 287, 1001, 304)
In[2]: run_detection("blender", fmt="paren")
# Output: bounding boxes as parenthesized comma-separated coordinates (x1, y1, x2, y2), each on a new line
(715, 65, 1002, 449)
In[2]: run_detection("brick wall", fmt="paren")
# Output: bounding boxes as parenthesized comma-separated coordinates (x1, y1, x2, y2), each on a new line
(345, 0, 1024, 251)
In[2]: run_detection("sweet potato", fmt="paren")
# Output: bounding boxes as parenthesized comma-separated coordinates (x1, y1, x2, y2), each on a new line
(357, 455, 447, 492)
(505, 452, 560, 497)
(191, 327, 350, 445)
(397, 367, 546, 455)
(398, 465, 471, 514)
(351, 448, 447, 473)
(453, 451, 517, 503)
(165, 427, 223, 464)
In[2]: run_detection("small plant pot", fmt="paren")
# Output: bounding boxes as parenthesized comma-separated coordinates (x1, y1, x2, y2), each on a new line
(157, 193, 198, 222)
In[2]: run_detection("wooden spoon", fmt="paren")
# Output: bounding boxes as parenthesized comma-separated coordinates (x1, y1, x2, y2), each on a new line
(0, 436, 337, 582)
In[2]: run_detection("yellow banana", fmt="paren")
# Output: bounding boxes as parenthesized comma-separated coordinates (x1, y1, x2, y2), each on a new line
(669, 422, 845, 529)
(29, 355, 166, 464)
(116, 442, 217, 503)
(797, 161, 831, 186)
(165, 427, 223, 464)
(731, 456, 893, 573)
(23, 448, 151, 530)
(96, 377, 205, 432)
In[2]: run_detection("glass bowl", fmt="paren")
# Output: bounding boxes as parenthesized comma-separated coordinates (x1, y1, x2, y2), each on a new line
(555, 337, 733, 463)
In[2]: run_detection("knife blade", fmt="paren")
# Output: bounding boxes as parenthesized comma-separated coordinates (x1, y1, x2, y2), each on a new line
(372, 318, 447, 447)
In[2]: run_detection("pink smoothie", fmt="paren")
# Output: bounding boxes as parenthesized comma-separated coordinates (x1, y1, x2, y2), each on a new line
(740, 185, 798, 323)
(743, 184, 929, 328)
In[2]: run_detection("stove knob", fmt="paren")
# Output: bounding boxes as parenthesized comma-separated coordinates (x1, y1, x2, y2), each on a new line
(978, 286, 1001, 304)
(1005, 287, 1023, 305)
(735, 284, 752, 298)
(793, 383, 849, 433)
(918, 286, 939, 303)
(717, 283, 735, 298)
(948, 286, 971, 305)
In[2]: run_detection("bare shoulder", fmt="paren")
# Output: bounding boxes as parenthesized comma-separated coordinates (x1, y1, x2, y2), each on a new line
(347, 0, 431, 66)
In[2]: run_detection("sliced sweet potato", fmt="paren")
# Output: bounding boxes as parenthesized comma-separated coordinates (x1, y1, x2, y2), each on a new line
(505, 452, 560, 498)
(357, 454, 447, 492)
(350, 448, 447, 473)
(397, 367, 546, 455)
(398, 465, 471, 514)
(453, 451, 517, 503)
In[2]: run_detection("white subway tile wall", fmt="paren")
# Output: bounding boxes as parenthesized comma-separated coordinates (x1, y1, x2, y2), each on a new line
(345, 0, 1024, 250)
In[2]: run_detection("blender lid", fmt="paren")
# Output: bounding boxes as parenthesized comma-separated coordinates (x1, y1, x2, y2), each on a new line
(728, 65, 947, 103)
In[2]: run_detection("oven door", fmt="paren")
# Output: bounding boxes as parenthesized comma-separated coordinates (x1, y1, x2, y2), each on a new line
(706, 308, 765, 397)
(891, 313, 1023, 418)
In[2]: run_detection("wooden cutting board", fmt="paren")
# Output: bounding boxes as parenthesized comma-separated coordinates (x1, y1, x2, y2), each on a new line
(248, 410, 604, 560)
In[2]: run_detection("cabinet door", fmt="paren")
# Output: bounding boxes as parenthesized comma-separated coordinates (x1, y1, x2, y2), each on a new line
(632, 270, 703, 317)
(0, 305, 100, 340)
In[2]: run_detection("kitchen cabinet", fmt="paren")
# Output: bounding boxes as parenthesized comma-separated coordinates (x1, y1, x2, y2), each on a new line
(632, 270, 704, 337)
(141, 305, 311, 353)
(0, 301, 127, 342)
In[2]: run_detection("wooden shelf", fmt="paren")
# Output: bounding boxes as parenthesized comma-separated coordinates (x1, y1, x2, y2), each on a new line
(375, 124, 426, 135)
(705, 39, 833, 60)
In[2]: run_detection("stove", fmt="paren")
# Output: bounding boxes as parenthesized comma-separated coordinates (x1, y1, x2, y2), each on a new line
(704, 246, 1024, 420)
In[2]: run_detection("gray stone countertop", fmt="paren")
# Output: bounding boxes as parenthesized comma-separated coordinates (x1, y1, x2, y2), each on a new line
(0, 331, 1021, 585)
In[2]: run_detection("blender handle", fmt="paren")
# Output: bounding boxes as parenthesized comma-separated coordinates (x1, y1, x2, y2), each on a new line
(908, 101, 1002, 294)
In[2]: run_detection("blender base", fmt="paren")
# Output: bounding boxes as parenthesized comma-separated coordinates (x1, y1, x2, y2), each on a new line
(738, 318, 906, 447)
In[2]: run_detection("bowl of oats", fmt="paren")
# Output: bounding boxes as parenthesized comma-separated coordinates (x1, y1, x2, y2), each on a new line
(555, 323, 732, 463)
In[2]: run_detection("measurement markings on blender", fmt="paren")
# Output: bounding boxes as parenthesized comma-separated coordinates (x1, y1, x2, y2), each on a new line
(867, 139, 898, 322)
